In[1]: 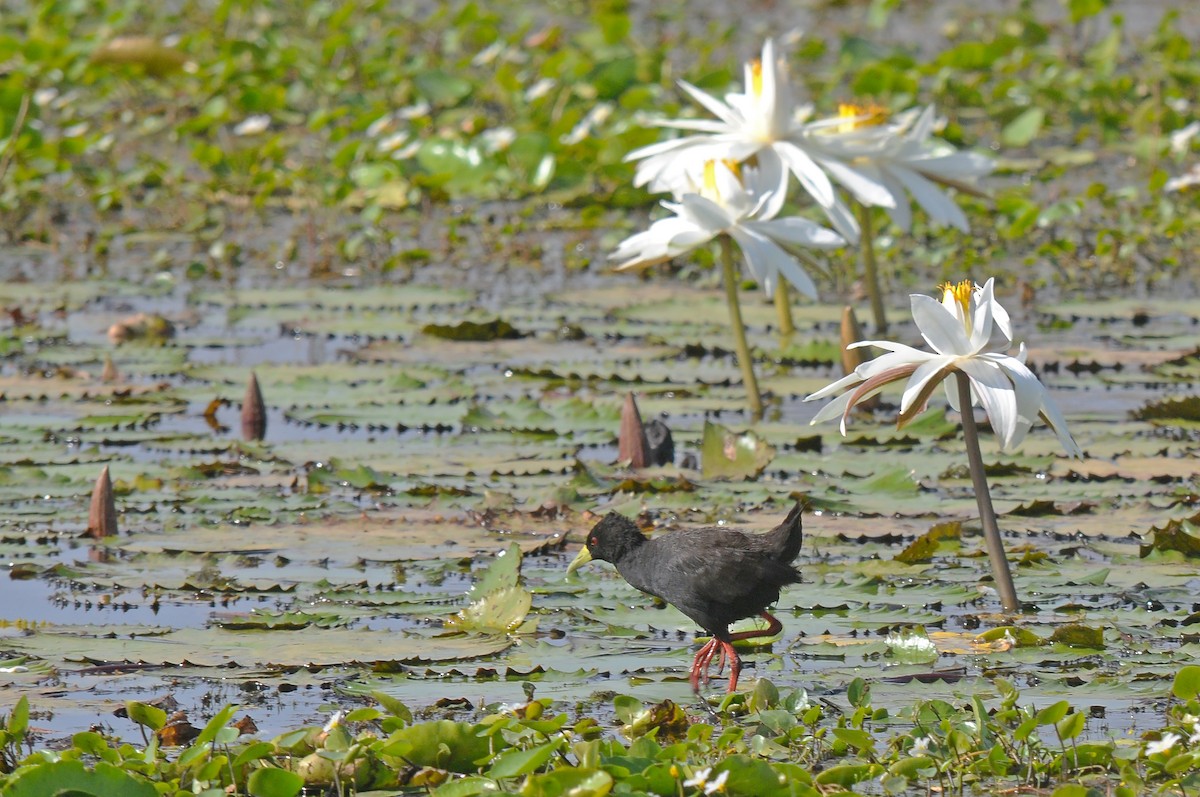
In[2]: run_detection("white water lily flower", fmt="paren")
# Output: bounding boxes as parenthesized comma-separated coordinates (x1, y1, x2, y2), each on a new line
(1146, 732, 1182, 756)
(819, 105, 993, 231)
(910, 736, 931, 755)
(611, 160, 844, 298)
(805, 278, 1082, 457)
(626, 39, 894, 242)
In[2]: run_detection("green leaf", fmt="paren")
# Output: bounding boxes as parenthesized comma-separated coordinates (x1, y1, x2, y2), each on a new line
(247, 766, 304, 797)
(1173, 666, 1200, 700)
(125, 700, 167, 731)
(1051, 784, 1091, 797)
(6, 695, 28, 737)
(486, 739, 562, 779)
(519, 768, 611, 797)
(814, 763, 880, 787)
(3, 760, 158, 797)
(1055, 711, 1085, 740)
(414, 70, 473, 106)
(381, 720, 500, 773)
(1036, 701, 1070, 726)
(1067, 0, 1109, 23)
(197, 704, 240, 745)
(373, 691, 413, 724)
(233, 741, 277, 767)
(832, 727, 875, 753)
(1001, 108, 1045, 148)
(432, 775, 502, 797)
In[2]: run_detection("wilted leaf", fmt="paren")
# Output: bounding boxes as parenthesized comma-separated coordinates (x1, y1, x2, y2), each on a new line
(895, 520, 961, 563)
(1139, 513, 1200, 558)
(422, 319, 524, 341)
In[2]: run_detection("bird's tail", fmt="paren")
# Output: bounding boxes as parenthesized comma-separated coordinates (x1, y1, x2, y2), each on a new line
(764, 500, 805, 563)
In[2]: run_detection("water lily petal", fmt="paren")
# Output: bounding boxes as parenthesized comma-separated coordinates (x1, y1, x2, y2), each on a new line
(748, 216, 844, 249)
(678, 193, 736, 232)
(899, 355, 956, 416)
(996, 355, 1083, 458)
(958, 357, 1021, 449)
(890, 164, 969, 231)
(912, 294, 972, 355)
(678, 80, 742, 127)
(968, 279, 996, 354)
(773, 140, 835, 207)
(819, 156, 896, 208)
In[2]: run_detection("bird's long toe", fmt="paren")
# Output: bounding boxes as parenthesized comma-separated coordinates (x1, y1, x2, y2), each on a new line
(722, 641, 742, 693)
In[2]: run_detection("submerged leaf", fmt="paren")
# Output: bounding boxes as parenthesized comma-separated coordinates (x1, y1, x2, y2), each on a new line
(700, 421, 775, 480)
(1049, 624, 1104, 649)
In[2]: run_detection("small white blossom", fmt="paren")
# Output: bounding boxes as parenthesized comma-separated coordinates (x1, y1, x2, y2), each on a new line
(233, 115, 271, 136)
(1146, 732, 1182, 756)
(322, 710, 344, 733)
(910, 736, 931, 755)
(524, 78, 556, 102)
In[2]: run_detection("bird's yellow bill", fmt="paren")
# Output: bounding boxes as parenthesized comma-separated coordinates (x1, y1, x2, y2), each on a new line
(566, 546, 593, 576)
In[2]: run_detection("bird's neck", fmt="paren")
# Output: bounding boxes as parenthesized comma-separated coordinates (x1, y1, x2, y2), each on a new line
(608, 529, 648, 566)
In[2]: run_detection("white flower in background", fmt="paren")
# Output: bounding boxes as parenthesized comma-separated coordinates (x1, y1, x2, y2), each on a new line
(1189, 722, 1200, 746)
(805, 278, 1082, 457)
(377, 131, 410, 155)
(1169, 121, 1200, 157)
(233, 114, 271, 136)
(626, 39, 894, 242)
(322, 710, 344, 733)
(479, 126, 517, 153)
(524, 77, 556, 102)
(366, 113, 396, 138)
(683, 767, 729, 794)
(910, 736, 931, 755)
(611, 160, 843, 298)
(397, 100, 431, 120)
(1165, 163, 1200, 192)
(1146, 732, 1182, 756)
(818, 105, 993, 231)
(561, 103, 613, 145)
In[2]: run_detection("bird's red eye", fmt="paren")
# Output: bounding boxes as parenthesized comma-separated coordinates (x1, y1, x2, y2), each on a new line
(589, 536, 598, 546)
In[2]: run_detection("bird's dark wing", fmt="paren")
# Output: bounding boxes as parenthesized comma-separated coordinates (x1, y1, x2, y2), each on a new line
(619, 527, 800, 635)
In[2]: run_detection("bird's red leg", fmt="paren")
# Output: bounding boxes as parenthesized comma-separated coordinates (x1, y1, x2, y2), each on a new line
(722, 641, 742, 693)
(727, 611, 783, 643)
(690, 639, 719, 692)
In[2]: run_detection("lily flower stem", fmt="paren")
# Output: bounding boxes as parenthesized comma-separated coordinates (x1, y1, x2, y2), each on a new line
(956, 371, 1019, 613)
(719, 236, 764, 420)
(857, 203, 888, 335)
(774, 281, 796, 344)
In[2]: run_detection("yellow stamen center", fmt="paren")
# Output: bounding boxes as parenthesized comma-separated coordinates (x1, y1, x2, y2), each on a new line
(939, 280, 975, 334)
(750, 60, 763, 97)
(701, 159, 743, 199)
(837, 102, 888, 132)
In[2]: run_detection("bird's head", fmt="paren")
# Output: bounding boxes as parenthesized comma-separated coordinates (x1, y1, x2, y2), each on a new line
(566, 512, 647, 575)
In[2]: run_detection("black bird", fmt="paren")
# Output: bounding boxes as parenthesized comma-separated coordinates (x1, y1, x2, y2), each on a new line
(567, 502, 803, 693)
